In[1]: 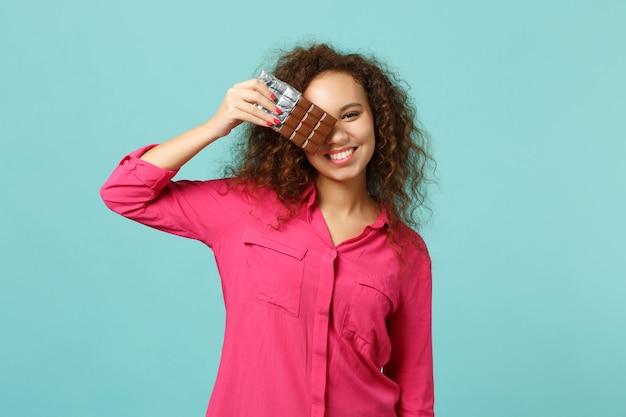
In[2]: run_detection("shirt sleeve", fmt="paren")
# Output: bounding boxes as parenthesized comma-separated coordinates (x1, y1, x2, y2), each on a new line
(100, 145, 244, 246)
(384, 248, 434, 417)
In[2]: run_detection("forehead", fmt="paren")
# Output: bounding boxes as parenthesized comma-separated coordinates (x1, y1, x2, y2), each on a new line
(303, 71, 368, 111)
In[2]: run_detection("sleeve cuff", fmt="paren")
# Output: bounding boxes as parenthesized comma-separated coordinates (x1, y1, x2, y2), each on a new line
(119, 144, 178, 190)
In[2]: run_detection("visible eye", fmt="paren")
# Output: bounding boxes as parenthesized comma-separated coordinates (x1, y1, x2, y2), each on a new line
(342, 111, 360, 120)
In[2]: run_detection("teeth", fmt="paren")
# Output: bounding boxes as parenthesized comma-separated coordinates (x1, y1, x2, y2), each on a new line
(329, 148, 354, 161)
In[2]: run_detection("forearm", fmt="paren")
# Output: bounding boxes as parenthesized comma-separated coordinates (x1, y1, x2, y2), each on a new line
(139, 119, 222, 171)
(140, 77, 280, 171)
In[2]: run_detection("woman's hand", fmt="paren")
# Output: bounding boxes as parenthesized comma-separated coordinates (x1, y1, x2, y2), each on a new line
(209, 78, 282, 139)
(138, 78, 282, 171)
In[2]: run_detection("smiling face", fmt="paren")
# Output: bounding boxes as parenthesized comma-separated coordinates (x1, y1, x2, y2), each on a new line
(303, 71, 376, 188)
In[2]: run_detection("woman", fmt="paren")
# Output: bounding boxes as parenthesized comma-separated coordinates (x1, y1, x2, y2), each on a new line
(101, 43, 434, 417)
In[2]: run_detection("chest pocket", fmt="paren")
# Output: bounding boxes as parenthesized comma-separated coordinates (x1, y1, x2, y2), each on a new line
(341, 272, 398, 367)
(242, 230, 307, 317)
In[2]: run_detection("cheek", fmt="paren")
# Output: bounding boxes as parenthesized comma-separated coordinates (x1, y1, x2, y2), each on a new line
(305, 153, 325, 169)
(356, 125, 376, 149)
(363, 143, 376, 165)
(358, 126, 376, 161)
(304, 153, 315, 164)
(352, 117, 376, 142)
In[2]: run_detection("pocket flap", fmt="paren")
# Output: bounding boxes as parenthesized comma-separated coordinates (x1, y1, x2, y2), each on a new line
(243, 229, 307, 260)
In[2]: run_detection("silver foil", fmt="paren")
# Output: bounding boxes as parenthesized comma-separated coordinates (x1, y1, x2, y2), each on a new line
(257, 70, 301, 131)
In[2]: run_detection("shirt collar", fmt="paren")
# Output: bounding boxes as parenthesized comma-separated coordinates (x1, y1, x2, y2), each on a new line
(370, 207, 390, 230)
(302, 183, 317, 210)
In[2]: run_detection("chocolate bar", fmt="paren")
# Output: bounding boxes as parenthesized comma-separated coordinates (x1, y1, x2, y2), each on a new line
(258, 70, 336, 155)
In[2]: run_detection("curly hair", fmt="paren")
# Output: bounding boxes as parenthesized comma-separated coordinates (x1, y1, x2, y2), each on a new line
(228, 43, 433, 232)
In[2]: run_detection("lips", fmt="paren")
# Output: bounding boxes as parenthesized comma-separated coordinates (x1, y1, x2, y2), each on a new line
(327, 148, 355, 162)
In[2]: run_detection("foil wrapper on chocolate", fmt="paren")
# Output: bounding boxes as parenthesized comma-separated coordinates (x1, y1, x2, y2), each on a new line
(258, 70, 336, 155)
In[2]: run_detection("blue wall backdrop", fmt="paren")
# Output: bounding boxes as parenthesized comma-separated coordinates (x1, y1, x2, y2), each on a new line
(1, 1, 624, 416)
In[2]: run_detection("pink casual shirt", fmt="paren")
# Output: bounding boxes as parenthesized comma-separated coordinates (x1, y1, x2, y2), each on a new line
(100, 145, 434, 417)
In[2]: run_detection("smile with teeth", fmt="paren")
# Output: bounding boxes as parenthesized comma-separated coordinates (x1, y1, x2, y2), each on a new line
(328, 148, 355, 161)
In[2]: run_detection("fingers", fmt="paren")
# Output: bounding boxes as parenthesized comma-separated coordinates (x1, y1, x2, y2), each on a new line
(227, 79, 282, 127)
(210, 78, 284, 138)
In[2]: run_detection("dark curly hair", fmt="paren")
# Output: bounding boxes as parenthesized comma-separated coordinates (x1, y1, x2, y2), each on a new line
(228, 43, 433, 232)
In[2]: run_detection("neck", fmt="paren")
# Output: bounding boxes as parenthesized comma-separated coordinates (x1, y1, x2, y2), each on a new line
(314, 175, 378, 218)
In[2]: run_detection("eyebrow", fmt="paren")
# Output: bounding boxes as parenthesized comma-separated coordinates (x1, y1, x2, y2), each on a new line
(338, 102, 363, 112)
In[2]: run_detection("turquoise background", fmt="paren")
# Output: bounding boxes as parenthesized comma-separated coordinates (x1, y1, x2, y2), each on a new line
(1, 0, 625, 416)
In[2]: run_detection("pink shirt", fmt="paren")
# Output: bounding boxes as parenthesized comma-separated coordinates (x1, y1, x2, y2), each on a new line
(100, 145, 434, 417)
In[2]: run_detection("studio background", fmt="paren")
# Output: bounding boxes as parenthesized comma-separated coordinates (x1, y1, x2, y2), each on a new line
(1, 1, 624, 416)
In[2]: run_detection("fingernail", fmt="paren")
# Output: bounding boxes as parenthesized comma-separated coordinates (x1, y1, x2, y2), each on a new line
(266, 121, 272, 127)
(273, 117, 280, 125)
(275, 107, 283, 115)
(270, 93, 276, 100)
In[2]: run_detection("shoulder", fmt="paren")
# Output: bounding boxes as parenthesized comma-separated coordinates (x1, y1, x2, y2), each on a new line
(219, 178, 283, 205)
(395, 222, 430, 261)
(188, 178, 274, 200)
(211, 178, 294, 221)
(389, 222, 431, 284)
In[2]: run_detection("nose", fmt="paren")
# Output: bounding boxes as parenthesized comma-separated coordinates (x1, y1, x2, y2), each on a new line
(324, 123, 348, 146)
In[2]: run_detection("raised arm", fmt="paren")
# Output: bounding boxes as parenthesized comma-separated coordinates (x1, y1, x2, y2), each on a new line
(139, 78, 282, 170)
(100, 78, 282, 244)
